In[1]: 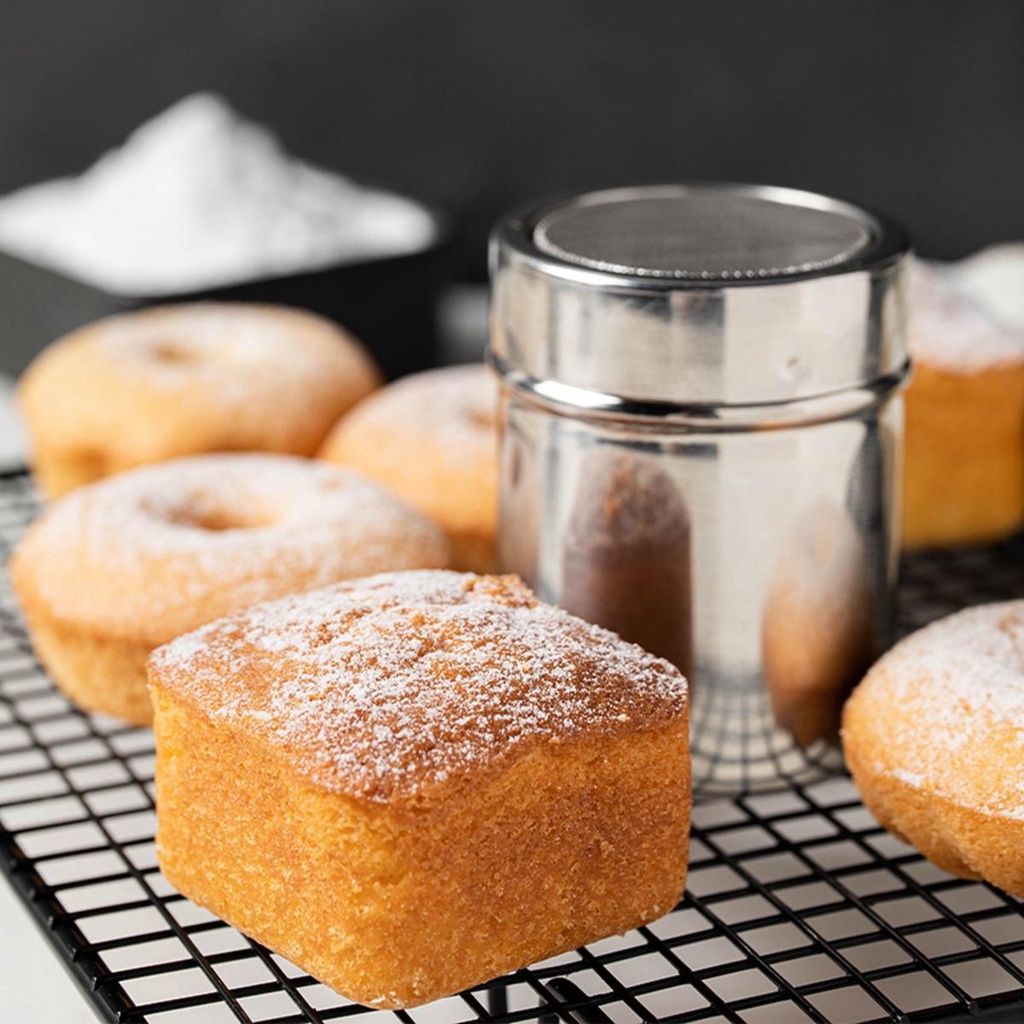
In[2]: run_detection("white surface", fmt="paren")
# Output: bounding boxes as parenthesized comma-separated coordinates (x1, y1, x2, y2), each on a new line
(0, 879, 99, 1023)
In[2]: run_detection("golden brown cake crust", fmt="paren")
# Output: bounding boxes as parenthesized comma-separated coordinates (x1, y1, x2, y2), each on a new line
(154, 691, 689, 1008)
(150, 571, 690, 1007)
(151, 571, 687, 806)
(318, 365, 498, 572)
(11, 453, 450, 722)
(18, 302, 383, 499)
(842, 600, 1024, 895)
(902, 262, 1024, 549)
(903, 361, 1024, 549)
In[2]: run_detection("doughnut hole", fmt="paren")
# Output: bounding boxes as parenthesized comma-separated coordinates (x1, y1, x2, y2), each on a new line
(150, 341, 200, 364)
(173, 507, 278, 532)
(146, 493, 281, 532)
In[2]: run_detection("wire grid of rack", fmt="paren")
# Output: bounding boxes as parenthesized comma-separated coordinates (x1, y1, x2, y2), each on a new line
(1, 469, 1024, 1024)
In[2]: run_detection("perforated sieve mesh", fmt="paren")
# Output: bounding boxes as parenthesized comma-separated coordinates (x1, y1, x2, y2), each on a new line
(533, 190, 875, 281)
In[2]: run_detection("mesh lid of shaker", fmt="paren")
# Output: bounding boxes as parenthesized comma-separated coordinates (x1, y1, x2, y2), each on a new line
(531, 185, 889, 283)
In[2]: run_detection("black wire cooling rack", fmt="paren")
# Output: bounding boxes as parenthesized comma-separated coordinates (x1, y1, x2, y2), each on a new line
(2, 469, 1024, 1024)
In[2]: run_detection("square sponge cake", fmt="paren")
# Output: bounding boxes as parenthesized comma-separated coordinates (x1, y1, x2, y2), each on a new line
(149, 571, 690, 1009)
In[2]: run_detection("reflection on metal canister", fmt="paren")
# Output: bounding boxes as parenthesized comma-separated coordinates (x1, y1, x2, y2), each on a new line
(762, 500, 874, 748)
(561, 449, 693, 679)
(490, 184, 910, 792)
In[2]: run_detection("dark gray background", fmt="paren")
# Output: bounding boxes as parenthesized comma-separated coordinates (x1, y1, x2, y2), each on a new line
(1, 0, 1022, 280)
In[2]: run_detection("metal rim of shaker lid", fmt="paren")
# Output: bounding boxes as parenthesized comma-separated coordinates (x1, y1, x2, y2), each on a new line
(498, 182, 910, 290)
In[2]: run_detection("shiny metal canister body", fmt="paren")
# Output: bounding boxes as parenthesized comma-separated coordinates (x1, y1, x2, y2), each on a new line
(488, 184, 910, 793)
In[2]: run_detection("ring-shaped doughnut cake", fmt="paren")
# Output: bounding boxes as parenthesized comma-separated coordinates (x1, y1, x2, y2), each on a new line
(11, 452, 449, 723)
(18, 302, 383, 498)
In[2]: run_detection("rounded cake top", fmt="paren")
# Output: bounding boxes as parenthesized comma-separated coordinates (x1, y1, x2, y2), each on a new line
(18, 303, 383, 445)
(844, 600, 1024, 821)
(910, 260, 1024, 373)
(321, 364, 497, 456)
(149, 570, 689, 804)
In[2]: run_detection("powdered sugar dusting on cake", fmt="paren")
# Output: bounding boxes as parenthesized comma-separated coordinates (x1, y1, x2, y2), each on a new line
(151, 571, 689, 803)
(337, 364, 497, 450)
(956, 244, 1024, 329)
(94, 305, 325, 378)
(13, 453, 448, 640)
(855, 600, 1024, 820)
(911, 259, 1024, 372)
(67, 303, 376, 412)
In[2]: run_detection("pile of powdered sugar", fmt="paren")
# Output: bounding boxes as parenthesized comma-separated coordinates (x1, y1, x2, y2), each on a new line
(0, 93, 437, 296)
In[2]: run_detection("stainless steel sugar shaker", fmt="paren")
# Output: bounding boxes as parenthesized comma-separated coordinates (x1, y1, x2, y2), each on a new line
(488, 184, 910, 793)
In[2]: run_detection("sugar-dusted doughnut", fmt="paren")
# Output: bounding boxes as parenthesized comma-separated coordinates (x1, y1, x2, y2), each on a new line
(150, 570, 690, 1008)
(11, 453, 449, 724)
(843, 601, 1024, 895)
(318, 364, 498, 572)
(18, 302, 383, 498)
(903, 260, 1024, 549)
